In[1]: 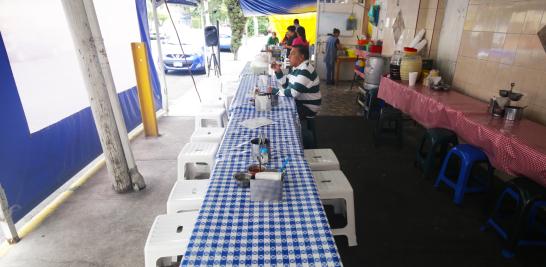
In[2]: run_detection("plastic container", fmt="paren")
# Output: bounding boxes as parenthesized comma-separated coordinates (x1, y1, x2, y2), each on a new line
(357, 39, 369, 50)
(389, 50, 403, 80)
(400, 47, 422, 81)
(368, 45, 382, 54)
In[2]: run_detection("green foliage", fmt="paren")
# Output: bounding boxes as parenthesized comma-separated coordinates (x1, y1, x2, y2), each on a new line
(208, 0, 229, 24)
(246, 17, 269, 37)
(258, 17, 269, 34)
(225, 0, 246, 59)
(246, 17, 254, 36)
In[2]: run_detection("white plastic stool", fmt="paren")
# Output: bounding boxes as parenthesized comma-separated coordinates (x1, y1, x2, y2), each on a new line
(195, 107, 227, 128)
(201, 97, 225, 109)
(313, 170, 357, 246)
(190, 127, 225, 143)
(305, 149, 340, 171)
(177, 142, 218, 180)
(144, 212, 198, 267)
(222, 91, 235, 111)
(167, 180, 209, 214)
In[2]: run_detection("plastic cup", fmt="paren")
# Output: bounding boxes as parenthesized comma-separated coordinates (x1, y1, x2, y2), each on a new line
(408, 72, 418, 86)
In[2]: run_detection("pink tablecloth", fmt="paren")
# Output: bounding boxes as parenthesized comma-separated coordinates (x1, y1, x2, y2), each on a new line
(378, 77, 546, 187)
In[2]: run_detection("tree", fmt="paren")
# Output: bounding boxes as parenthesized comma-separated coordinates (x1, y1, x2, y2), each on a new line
(225, 0, 246, 59)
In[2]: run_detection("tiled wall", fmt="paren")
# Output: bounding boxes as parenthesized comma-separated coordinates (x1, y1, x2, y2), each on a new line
(451, 0, 546, 124)
(434, 0, 468, 84)
(416, 0, 444, 58)
(376, 0, 420, 56)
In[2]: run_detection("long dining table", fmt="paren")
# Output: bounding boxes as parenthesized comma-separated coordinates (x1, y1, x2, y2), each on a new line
(378, 77, 546, 187)
(180, 64, 342, 266)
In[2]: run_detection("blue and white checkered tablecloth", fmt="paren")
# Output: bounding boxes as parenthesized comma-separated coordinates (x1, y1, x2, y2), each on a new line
(181, 156, 341, 266)
(216, 106, 303, 160)
(181, 63, 341, 266)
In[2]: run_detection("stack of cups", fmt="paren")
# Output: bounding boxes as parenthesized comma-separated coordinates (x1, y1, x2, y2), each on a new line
(408, 72, 419, 86)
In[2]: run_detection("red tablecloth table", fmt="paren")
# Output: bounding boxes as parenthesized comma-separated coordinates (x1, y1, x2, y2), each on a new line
(378, 77, 546, 187)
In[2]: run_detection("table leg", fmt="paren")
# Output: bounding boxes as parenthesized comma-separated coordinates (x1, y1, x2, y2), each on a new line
(335, 60, 340, 83)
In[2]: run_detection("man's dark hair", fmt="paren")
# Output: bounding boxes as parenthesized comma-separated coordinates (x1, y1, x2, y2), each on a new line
(296, 27, 307, 42)
(294, 19, 299, 24)
(293, 45, 309, 60)
(287, 25, 296, 32)
(333, 28, 340, 34)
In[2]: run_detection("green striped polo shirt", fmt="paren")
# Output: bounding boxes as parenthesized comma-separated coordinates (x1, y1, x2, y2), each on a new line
(273, 60, 321, 118)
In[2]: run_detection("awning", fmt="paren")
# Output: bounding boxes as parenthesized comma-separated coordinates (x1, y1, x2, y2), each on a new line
(157, 0, 199, 7)
(240, 0, 316, 16)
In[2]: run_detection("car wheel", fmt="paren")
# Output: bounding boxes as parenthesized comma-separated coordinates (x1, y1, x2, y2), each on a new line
(164, 69, 169, 74)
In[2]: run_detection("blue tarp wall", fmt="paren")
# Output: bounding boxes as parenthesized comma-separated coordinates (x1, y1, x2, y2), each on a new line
(239, 0, 317, 16)
(0, 0, 161, 222)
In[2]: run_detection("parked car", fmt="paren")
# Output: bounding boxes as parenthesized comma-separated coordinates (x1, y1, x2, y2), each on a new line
(219, 33, 231, 51)
(162, 38, 205, 74)
(150, 31, 167, 41)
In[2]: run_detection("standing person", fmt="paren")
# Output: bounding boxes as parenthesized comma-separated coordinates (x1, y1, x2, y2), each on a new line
(293, 19, 304, 32)
(267, 32, 279, 46)
(323, 28, 342, 85)
(281, 26, 296, 55)
(292, 27, 309, 47)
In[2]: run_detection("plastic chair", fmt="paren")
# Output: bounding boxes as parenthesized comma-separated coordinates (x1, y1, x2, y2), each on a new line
(415, 128, 458, 179)
(195, 107, 227, 128)
(177, 142, 218, 180)
(190, 127, 225, 143)
(481, 177, 546, 258)
(144, 212, 198, 267)
(304, 149, 340, 171)
(373, 105, 403, 147)
(313, 170, 357, 246)
(167, 180, 209, 214)
(434, 144, 493, 205)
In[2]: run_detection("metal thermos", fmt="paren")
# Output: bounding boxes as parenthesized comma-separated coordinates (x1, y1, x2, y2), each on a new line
(364, 55, 387, 86)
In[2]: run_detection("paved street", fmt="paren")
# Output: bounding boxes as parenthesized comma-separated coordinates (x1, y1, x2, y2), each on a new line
(155, 36, 268, 116)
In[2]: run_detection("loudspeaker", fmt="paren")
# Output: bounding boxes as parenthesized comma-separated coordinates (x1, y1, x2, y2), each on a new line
(204, 26, 219, 47)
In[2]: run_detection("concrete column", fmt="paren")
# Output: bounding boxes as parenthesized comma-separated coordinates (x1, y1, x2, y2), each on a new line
(61, 0, 142, 192)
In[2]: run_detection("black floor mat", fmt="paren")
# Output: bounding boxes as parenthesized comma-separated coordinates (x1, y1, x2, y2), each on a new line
(315, 116, 545, 267)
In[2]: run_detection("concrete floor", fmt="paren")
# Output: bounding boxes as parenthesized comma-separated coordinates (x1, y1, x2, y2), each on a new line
(0, 116, 194, 267)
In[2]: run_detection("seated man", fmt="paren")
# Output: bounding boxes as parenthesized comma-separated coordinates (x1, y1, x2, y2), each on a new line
(271, 45, 321, 119)
(271, 45, 321, 147)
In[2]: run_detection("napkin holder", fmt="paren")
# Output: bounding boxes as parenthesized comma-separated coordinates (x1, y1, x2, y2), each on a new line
(255, 94, 272, 112)
(251, 171, 283, 202)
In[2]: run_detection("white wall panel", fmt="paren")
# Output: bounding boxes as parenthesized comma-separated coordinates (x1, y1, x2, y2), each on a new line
(0, 0, 141, 133)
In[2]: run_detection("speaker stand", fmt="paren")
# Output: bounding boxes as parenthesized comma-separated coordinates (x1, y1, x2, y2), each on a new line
(207, 46, 221, 77)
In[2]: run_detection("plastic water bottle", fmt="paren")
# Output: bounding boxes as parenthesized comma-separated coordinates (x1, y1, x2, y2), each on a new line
(259, 147, 269, 164)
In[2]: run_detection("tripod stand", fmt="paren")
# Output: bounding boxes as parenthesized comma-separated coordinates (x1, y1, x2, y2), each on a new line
(207, 45, 221, 77)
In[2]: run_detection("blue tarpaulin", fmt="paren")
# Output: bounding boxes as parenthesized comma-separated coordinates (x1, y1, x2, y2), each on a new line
(0, 0, 161, 222)
(240, 0, 316, 16)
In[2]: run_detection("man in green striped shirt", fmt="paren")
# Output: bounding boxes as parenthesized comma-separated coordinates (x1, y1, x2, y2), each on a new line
(271, 45, 321, 119)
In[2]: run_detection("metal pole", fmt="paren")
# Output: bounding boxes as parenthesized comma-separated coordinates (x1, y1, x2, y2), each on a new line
(61, 0, 135, 193)
(203, 0, 211, 26)
(0, 184, 19, 244)
(152, 0, 169, 113)
(217, 19, 221, 73)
